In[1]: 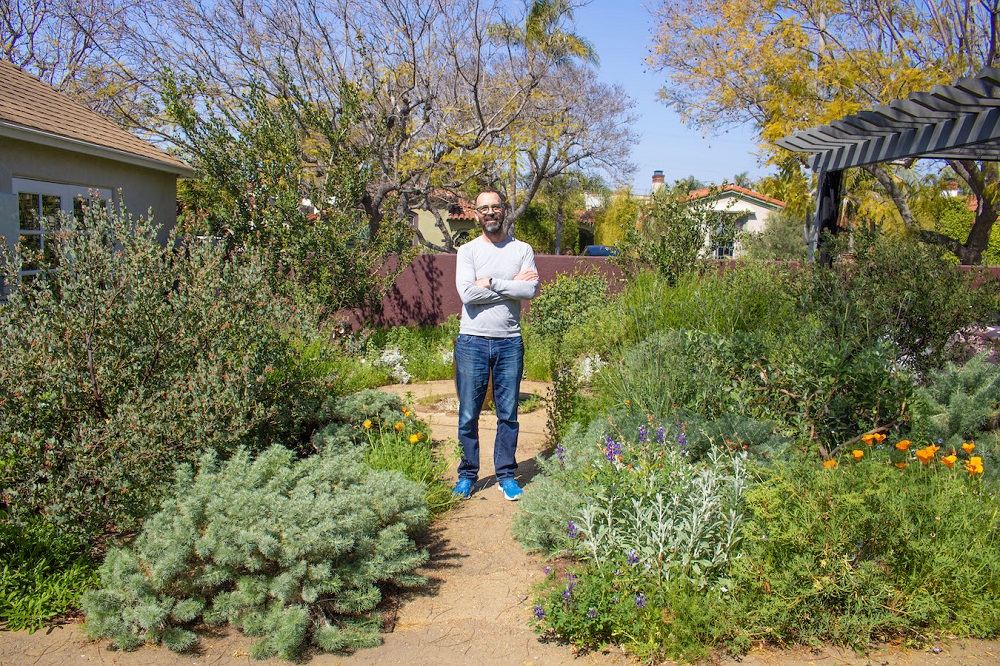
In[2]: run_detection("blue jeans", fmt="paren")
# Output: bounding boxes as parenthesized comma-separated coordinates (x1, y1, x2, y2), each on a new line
(455, 334, 524, 484)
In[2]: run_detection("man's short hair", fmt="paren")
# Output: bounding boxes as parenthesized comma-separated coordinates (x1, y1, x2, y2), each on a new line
(476, 187, 507, 206)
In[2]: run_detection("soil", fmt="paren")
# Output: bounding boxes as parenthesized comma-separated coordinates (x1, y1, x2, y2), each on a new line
(3, 380, 1000, 666)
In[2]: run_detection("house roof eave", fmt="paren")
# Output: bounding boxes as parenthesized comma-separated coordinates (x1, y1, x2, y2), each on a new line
(0, 121, 197, 179)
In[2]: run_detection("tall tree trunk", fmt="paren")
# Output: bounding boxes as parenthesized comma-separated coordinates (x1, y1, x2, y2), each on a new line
(962, 202, 998, 265)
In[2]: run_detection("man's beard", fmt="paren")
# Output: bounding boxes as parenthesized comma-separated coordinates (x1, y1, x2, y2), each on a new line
(482, 217, 503, 234)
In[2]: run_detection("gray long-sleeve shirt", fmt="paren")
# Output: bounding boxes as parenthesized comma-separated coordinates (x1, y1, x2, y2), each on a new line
(456, 236, 539, 337)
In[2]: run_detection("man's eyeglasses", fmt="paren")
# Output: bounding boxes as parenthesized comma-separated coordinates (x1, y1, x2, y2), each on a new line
(475, 204, 504, 213)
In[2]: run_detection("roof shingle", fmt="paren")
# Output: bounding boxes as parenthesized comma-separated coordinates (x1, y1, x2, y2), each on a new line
(0, 60, 192, 174)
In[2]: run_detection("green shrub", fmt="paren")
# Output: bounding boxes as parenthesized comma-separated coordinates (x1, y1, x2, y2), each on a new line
(808, 232, 999, 375)
(0, 513, 98, 632)
(911, 353, 1000, 454)
(527, 269, 609, 341)
(0, 205, 332, 546)
(612, 190, 716, 286)
(738, 209, 808, 262)
(363, 316, 460, 384)
(521, 324, 553, 381)
(598, 326, 913, 455)
(609, 264, 796, 357)
(533, 561, 720, 662)
(722, 451, 1000, 652)
(82, 441, 428, 659)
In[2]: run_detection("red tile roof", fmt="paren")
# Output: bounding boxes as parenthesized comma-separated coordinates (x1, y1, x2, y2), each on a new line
(448, 197, 477, 221)
(424, 188, 477, 221)
(684, 184, 786, 208)
(0, 59, 193, 175)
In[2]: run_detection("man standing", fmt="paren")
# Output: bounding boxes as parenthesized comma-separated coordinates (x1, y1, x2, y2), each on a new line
(453, 189, 539, 501)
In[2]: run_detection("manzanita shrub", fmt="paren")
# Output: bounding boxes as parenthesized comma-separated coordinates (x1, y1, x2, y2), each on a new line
(0, 206, 333, 546)
(81, 440, 429, 660)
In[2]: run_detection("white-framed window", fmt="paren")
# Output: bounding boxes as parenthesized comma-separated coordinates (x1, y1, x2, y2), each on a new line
(13, 178, 111, 276)
(711, 213, 748, 259)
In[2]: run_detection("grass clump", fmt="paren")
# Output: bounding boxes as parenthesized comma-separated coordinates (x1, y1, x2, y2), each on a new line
(0, 514, 98, 632)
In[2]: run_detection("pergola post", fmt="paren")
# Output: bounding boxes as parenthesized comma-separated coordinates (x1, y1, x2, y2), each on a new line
(814, 168, 843, 266)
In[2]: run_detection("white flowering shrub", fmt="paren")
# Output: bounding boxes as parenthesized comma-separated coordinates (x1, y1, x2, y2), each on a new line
(574, 353, 605, 383)
(376, 346, 412, 384)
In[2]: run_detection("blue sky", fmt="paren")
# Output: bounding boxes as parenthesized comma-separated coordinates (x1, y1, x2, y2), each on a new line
(573, 1, 771, 193)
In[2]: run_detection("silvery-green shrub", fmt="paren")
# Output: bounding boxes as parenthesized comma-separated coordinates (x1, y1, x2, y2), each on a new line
(82, 440, 428, 659)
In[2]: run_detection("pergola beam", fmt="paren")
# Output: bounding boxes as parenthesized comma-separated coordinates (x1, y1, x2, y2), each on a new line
(776, 67, 1000, 264)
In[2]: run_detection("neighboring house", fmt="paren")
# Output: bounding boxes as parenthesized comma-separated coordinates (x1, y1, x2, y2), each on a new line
(0, 60, 195, 278)
(634, 172, 787, 257)
(681, 184, 786, 259)
(411, 191, 477, 249)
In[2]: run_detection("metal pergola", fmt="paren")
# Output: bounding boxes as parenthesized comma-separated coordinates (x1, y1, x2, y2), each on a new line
(776, 67, 1000, 261)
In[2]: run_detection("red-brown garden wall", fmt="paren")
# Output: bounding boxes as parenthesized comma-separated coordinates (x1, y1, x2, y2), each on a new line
(346, 257, 1000, 330)
(352, 254, 624, 329)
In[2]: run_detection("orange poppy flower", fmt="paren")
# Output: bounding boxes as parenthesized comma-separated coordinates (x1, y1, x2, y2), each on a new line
(942, 455, 957, 468)
(895, 462, 907, 470)
(895, 440, 911, 452)
(823, 459, 837, 469)
(963, 442, 976, 454)
(915, 447, 936, 465)
(965, 456, 984, 475)
(861, 434, 876, 446)
(873, 433, 887, 443)
(363, 420, 373, 429)
(394, 422, 404, 432)
(852, 449, 864, 461)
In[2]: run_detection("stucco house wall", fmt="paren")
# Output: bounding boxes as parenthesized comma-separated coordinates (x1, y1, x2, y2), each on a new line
(0, 137, 181, 246)
(0, 59, 194, 265)
(684, 185, 786, 258)
(414, 209, 476, 249)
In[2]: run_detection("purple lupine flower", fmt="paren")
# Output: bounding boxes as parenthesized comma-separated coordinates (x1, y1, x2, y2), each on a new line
(677, 431, 688, 455)
(555, 443, 566, 462)
(562, 588, 572, 601)
(604, 434, 622, 461)
(627, 549, 639, 565)
(638, 425, 648, 443)
(635, 593, 647, 608)
(656, 427, 666, 445)
(567, 573, 578, 586)
(533, 605, 545, 619)
(587, 607, 597, 619)
(543, 566, 552, 574)
(567, 521, 579, 538)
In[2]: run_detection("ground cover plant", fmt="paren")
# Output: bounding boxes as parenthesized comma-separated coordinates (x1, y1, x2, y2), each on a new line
(0, 514, 98, 632)
(519, 236, 1000, 661)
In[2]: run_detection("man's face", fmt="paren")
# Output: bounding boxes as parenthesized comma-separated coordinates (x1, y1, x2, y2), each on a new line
(475, 192, 505, 235)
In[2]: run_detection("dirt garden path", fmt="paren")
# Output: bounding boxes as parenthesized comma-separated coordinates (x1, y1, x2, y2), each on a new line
(4, 380, 1000, 665)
